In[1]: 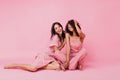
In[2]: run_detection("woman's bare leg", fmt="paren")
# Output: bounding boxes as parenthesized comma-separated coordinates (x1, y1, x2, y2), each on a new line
(4, 61, 61, 71)
(43, 62, 60, 70)
(4, 64, 38, 72)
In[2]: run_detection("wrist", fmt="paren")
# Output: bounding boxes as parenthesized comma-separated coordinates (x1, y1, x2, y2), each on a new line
(66, 60, 69, 63)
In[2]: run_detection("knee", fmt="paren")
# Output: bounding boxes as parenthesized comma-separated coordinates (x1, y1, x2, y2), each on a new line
(30, 67, 38, 72)
(55, 63, 60, 69)
(52, 62, 60, 69)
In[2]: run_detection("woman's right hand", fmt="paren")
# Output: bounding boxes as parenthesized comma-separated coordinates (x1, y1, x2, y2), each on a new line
(74, 19, 79, 25)
(63, 61, 69, 69)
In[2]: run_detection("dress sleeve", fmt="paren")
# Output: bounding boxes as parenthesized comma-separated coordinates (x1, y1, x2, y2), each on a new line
(49, 35, 59, 48)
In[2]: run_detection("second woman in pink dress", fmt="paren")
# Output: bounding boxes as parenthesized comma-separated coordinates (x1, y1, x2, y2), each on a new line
(65, 19, 87, 70)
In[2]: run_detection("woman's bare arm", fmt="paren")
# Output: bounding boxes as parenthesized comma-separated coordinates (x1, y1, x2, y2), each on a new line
(74, 20, 86, 43)
(64, 33, 70, 68)
(74, 20, 82, 34)
(80, 32, 85, 43)
(58, 39, 66, 50)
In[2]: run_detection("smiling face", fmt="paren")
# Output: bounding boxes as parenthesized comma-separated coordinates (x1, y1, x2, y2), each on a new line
(54, 24, 62, 35)
(68, 24, 74, 32)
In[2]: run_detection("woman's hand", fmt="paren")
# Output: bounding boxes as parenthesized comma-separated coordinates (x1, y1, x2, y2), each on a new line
(74, 19, 78, 25)
(73, 19, 82, 34)
(63, 61, 69, 69)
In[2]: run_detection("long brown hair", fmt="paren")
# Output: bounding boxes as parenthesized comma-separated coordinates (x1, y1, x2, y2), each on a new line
(51, 22, 65, 42)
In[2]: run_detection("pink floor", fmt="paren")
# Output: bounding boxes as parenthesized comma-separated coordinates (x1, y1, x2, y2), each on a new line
(1, 57, 120, 80)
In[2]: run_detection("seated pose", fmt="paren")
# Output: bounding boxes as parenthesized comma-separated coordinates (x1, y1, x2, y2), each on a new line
(65, 19, 87, 70)
(4, 22, 66, 72)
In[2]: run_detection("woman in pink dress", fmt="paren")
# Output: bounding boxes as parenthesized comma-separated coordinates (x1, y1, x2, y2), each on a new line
(64, 19, 87, 70)
(4, 22, 66, 72)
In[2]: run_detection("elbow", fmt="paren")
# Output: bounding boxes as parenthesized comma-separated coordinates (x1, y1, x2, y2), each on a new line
(80, 33, 85, 39)
(53, 46, 59, 51)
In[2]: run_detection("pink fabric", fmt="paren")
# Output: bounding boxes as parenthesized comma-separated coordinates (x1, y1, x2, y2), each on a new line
(32, 35, 66, 69)
(68, 39, 87, 70)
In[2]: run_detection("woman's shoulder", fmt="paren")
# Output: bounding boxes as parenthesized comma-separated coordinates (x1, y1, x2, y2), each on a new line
(65, 32, 70, 37)
(51, 35, 59, 40)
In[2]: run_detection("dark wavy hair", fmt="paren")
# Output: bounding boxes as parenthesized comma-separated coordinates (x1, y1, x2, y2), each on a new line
(65, 19, 81, 36)
(51, 22, 65, 42)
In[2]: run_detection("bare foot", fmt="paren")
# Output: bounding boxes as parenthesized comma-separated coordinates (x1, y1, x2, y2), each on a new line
(60, 65, 65, 71)
(4, 64, 17, 69)
(4, 65, 11, 69)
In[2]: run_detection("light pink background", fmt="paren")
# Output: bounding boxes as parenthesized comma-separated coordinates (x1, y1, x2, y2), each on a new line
(0, 0, 120, 72)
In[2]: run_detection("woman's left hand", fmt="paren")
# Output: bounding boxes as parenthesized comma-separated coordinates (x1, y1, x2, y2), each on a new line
(63, 61, 69, 69)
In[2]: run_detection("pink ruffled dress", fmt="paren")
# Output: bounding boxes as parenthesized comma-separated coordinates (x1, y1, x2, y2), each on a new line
(31, 35, 66, 70)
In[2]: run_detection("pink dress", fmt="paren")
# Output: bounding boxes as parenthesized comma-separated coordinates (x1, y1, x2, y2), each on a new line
(31, 35, 66, 70)
(68, 38, 87, 70)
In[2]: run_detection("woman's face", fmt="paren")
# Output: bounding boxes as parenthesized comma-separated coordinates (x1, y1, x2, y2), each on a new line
(68, 24, 74, 32)
(54, 24, 62, 35)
